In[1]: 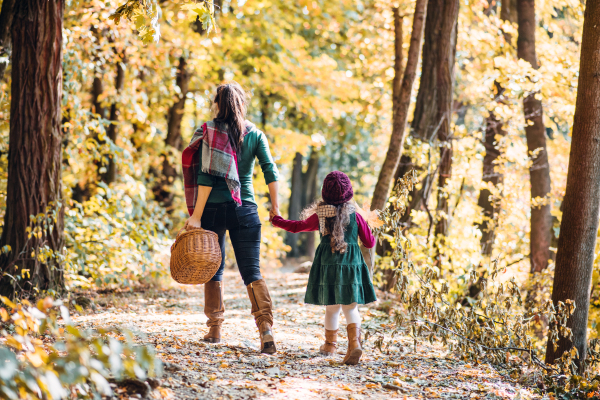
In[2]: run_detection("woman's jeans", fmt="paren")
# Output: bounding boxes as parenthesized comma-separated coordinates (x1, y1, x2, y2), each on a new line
(201, 201, 262, 286)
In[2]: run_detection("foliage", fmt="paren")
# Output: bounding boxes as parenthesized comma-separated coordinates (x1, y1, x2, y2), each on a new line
(0, 296, 161, 399)
(371, 173, 600, 398)
(64, 181, 171, 290)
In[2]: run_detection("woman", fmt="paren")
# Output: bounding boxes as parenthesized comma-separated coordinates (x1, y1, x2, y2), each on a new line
(182, 82, 280, 354)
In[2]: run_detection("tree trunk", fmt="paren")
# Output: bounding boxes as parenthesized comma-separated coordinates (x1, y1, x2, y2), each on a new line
(476, 0, 515, 256)
(100, 55, 126, 184)
(370, 0, 428, 211)
(286, 152, 304, 257)
(477, 110, 506, 256)
(411, 0, 459, 143)
(302, 149, 319, 258)
(380, 155, 414, 291)
(544, 0, 600, 369)
(517, 0, 552, 273)
(260, 92, 269, 130)
(91, 75, 105, 118)
(410, 0, 459, 238)
(0, 0, 16, 80)
(154, 56, 190, 209)
(0, 0, 65, 298)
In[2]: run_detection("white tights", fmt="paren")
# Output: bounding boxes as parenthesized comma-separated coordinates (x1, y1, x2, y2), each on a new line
(324, 303, 361, 330)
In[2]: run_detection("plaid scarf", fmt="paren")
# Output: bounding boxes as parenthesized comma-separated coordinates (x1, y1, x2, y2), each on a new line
(182, 120, 251, 215)
(316, 203, 355, 235)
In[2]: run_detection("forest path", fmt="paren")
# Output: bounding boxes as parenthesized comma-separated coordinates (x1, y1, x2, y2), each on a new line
(73, 269, 539, 400)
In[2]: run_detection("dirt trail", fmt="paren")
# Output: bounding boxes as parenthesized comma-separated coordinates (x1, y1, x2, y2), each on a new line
(73, 268, 539, 399)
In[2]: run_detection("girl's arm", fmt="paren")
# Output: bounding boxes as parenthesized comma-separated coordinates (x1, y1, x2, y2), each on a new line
(272, 213, 319, 233)
(356, 213, 376, 248)
(186, 186, 212, 228)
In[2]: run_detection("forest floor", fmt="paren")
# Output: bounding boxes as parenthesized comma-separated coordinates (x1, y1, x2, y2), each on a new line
(72, 266, 542, 400)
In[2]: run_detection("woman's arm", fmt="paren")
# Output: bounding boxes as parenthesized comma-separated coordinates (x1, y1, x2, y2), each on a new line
(268, 181, 280, 220)
(186, 186, 212, 228)
(272, 214, 319, 233)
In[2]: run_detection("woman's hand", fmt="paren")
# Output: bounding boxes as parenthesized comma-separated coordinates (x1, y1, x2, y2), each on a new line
(185, 215, 202, 229)
(186, 185, 212, 230)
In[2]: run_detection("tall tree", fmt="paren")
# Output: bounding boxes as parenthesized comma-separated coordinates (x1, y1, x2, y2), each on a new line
(286, 152, 304, 257)
(302, 149, 320, 256)
(286, 149, 320, 258)
(544, 0, 600, 370)
(370, 0, 428, 211)
(476, 0, 516, 256)
(411, 0, 459, 239)
(154, 56, 190, 209)
(100, 54, 126, 184)
(0, 0, 65, 298)
(517, 0, 552, 273)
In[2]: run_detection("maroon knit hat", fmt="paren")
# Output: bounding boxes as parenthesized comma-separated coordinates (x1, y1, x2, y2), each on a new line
(322, 171, 354, 205)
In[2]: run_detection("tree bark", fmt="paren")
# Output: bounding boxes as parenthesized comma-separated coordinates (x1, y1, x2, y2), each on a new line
(517, 0, 552, 273)
(380, 155, 414, 291)
(154, 56, 190, 209)
(286, 152, 304, 257)
(544, 0, 600, 369)
(0, 0, 15, 80)
(0, 0, 65, 298)
(477, 109, 506, 256)
(411, 0, 459, 143)
(476, 0, 516, 256)
(91, 75, 105, 118)
(370, 0, 428, 211)
(410, 0, 459, 238)
(260, 92, 269, 130)
(100, 55, 126, 184)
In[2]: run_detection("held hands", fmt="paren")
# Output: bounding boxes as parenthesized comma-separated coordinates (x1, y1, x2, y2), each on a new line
(269, 207, 281, 222)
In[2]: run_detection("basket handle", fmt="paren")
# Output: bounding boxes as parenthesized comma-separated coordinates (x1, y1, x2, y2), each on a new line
(176, 224, 203, 241)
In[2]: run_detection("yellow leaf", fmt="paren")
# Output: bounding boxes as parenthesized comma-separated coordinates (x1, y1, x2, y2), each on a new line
(0, 296, 16, 309)
(0, 308, 8, 322)
(26, 350, 45, 367)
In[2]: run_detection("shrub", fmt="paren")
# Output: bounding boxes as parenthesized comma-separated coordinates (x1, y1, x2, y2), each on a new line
(0, 296, 161, 399)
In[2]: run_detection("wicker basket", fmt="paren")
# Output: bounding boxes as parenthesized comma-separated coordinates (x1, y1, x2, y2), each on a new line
(170, 227, 221, 285)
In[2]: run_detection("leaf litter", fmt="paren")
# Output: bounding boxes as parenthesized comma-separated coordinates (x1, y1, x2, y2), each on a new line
(72, 266, 540, 399)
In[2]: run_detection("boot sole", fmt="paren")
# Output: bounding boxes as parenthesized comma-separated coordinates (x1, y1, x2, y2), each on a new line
(343, 348, 362, 365)
(203, 337, 221, 343)
(261, 341, 276, 354)
(319, 350, 336, 356)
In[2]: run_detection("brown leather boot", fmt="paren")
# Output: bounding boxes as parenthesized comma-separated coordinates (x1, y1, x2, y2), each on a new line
(343, 323, 362, 365)
(319, 329, 338, 356)
(203, 281, 224, 343)
(246, 279, 276, 354)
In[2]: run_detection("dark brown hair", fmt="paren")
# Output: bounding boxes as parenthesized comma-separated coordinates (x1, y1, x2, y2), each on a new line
(301, 200, 353, 254)
(213, 81, 249, 153)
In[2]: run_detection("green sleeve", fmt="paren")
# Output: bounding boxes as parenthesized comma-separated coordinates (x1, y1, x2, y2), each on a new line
(196, 148, 216, 187)
(256, 131, 280, 184)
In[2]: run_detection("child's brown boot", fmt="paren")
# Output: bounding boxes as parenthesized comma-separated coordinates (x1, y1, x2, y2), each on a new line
(343, 323, 362, 365)
(319, 329, 338, 356)
(203, 281, 224, 343)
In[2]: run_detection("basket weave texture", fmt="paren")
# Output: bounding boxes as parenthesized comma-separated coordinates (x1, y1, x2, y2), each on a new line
(170, 228, 221, 285)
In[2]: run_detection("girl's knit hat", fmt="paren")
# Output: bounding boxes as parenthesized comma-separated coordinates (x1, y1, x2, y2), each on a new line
(322, 171, 354, 205)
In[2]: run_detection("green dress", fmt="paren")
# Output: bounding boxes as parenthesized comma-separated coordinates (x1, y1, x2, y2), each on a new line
(304, 213, 377, 306)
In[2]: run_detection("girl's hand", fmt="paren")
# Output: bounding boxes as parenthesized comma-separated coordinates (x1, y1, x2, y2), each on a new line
(185, 215, 202, 229)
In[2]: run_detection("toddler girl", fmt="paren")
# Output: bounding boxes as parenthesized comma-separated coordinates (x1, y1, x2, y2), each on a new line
(271, 171, 377, 365)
